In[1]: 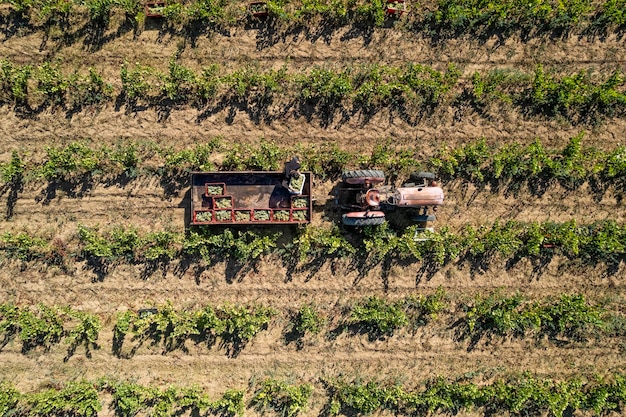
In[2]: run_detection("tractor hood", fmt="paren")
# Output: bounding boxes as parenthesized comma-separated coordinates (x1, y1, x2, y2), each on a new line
(393, 186, 444, 207)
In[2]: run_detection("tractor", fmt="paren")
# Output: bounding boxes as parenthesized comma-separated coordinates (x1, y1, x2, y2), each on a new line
(334, 170, 443, 227)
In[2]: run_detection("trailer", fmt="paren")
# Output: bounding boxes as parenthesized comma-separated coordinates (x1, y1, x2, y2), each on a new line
(190, 170, 313, 226)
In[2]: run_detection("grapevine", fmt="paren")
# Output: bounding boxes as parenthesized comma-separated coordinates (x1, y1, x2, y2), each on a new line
(1, 58, 624, 123)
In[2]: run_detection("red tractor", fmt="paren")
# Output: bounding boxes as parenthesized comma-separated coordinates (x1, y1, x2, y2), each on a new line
(334, 170, 443, 226)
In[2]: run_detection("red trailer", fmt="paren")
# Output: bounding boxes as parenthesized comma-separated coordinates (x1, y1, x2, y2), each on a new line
(190, 171, 313, 226)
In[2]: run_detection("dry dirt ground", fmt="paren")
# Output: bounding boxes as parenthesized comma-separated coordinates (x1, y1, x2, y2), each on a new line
(1, 7, 626, 414)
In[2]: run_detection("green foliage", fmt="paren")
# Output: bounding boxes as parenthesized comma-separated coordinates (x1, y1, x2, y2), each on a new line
(352, 64, 406, 109)
(181, 230, 221, 262)
(530, 65, 586, 117)
(140, 231, 179, 261)
(64, 310, 101, 355)
(580, 220, 626, 263)
(293, 304, 324, 335)
(298, 67, 352, 106)
(161, 2, 184, 21)
(470, 69, 526, 109)
(17, 304, 65, 351)
(0, 151, 25, 184)
(595, 0, 626, 27)
(431, 138, 490, 182)
(0, 303, 20, 341)
(464, 291, 540, 336)
(292, 0, 346, 22)
(0, 382, 21, 417)
(232, 231, 279, 261)
(113, 305, 197, 353)
(217, 304, 276, 344)
(552, 0, 593, 29)
(541, 294, 605, 340)
(112, 302, 275, 353)
(426, 135, 614, 190)
(120, 61, 154, 101)
(78, 224, 140, 262)
(252, 379, 313, 417)
(468, 220, 524, 259)
(112, 310, 134, 351)
(404, 287, 448, 326)
(329, 379, 402, 415)
(402, 63, 461, 107)
(71, 68, 113, 107)
(104, 379, 157, 417)
(77, 224, 180, 264)
(35, 62, 72, 105)
(362, 222, 401, 263)
(490, 140, 548, 181)
(328, 374, 626, 417)
(353, 0, 386, 26)
(0, 231, 48, 261)
(2, 0, 625, 37)
(225, 65, 287, 100)
(78, 225, 167, 265)
(196, 64, 221, 101)
(36, 0, 74, 20)
(22, 141, 144, 182)
(222, 140, 287, 171)
(36, 142, 102, 180)
(292, 226, 355, 263)
(112, 0, 141, 16)
(7, 0, 35, 14)
(27, 380, 101, 417)
(432, 0, 592, 32)
(183, 228, 279, 264)
(462, 292, 606, 341)
(1, 57, 625, 122)
(100, 379, 244, 417)
(186, 0, 227, 23)
(5, 211, 626, 277)
(343, 291, 448, 337)
(162, 57, 196, 102)
(0, 59, 31, 105)
(350, 296, 408, 335)
(402, 376, 485, 414)
(83, 0, 112, 22)
(12, 133, 626, 196)
(210, 389, 245, 417)
(107, 142, 141, 177)
(9, 373, 626, 417)
(161, 137, 221, 172)
(527, 66, 626, 121)
(296, 142, 353, 180)
(358, 139, 417, 178)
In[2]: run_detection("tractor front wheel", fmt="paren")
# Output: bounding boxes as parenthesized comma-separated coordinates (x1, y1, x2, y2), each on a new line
(342, 212, 386, 226)
(342, 169, 385, 184)
(410, 171, 436, 181)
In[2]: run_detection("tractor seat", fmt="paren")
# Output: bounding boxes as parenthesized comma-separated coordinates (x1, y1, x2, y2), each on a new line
(365, 189, 381, 206)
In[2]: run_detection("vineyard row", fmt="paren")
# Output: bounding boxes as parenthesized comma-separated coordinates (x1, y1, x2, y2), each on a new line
(3, 372, 626, 417)
(2, 135, 626, 192)
(1, 59, 625, 123)
(0, 291, 623, 357)
(2, 0, 625, 37)
(2, 215, 626, 275)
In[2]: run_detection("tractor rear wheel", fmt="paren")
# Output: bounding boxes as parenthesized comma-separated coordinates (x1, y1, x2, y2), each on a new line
(410, 171, 436, 181)
(342, 212, 386, 226)
(342, 169, 385, 183)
